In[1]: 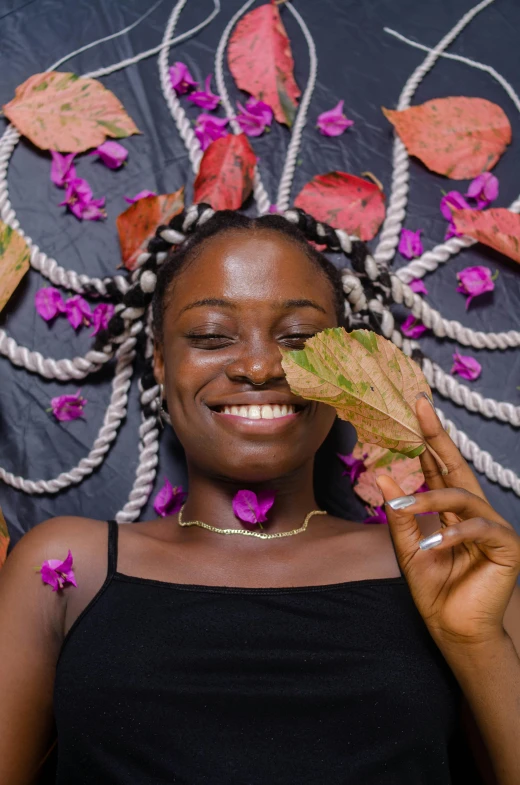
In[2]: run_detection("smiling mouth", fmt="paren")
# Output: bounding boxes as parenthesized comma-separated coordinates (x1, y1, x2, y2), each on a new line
(212, 403, 304, 419)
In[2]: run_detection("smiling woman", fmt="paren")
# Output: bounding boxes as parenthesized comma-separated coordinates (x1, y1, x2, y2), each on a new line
(0, 211, 519, 785)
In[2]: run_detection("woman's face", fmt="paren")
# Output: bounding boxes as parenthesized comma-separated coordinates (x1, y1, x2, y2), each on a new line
(154, 229, 338, 483)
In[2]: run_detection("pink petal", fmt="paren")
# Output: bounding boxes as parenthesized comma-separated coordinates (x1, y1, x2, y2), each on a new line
(364, 506, 387, 525)
(40, 564, 60, 591)
(236, 101, 267, 137)
(401, 315, 427, 339)
(450, 352, 482, 381)
(91, 303, 115, 336)
(187, 74, 220, 110)
(398, 228, 423, 260)
(124, 190, 156, 204)
(337, 452, 367, 483)
(169, 61, 198, 94)
(317, 101, 354, 137)
(35, 287, 66, 321)
(65, 295, 92, 329)
(232, 490, 262, 525)
(50, 151, 76, 188)
(440, 191, 471, 221)
(255, 490, 276, 522)
(90, 141, 128, 169)
(244, 98, 273, 125)
(50, 391, 87, 421)
(153, 479, 186, 517)
(466, 172, 499, 206)
(409, 278, 428, 296)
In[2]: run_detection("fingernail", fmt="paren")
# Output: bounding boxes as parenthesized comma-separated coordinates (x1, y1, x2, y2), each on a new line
(418, 532, 443, 550)
(416, 391, 435, 408)
(387, 495, 416, 510)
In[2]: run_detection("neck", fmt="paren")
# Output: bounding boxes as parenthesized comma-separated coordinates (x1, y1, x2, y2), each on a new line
(181, 460, 321, 536)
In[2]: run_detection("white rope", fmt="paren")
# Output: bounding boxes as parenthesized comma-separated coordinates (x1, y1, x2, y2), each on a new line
(213, 0, 271, 214)
(373, 0, 495, 266)
(0, 335, 135, 493)
(436, 407, 520, 496)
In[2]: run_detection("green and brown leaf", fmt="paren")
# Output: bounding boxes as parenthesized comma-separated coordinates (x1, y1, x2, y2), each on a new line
(0, 221, 31, 313)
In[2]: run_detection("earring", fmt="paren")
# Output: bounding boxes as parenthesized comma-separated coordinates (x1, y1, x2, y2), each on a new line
(158, 383, 172, 426)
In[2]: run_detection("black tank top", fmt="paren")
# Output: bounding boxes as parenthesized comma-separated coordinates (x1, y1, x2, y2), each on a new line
(53, 521, 482, 784)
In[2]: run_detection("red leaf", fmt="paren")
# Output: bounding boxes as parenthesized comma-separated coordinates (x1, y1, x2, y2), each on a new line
(193, 134, 256, 210)
(3, 72, 140, 153)
(452, 208, 520, 264)
(352, 442, 425, 508)
(294, 172, 386, 241)
(116, 188, 184, 271)
(382, 97, 511, 180)
(228, 2, 300, 126)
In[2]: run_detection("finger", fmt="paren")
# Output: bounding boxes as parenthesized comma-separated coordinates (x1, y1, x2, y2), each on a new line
(416, 394, 487, 500)
(385, 487, 512, 529)
(416, 518, 520, 572)
(418, 445, 446, 491)
(376, 475, 424, 559)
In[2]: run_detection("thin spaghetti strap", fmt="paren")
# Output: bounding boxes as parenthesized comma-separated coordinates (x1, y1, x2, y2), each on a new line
(106, 520, 119, 579)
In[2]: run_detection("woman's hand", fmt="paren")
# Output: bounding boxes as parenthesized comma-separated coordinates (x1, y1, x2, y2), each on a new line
(376, 394, 520, 651)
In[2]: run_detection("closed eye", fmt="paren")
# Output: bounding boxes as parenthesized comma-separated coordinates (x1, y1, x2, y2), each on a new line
(280, 333, 316, 347)
(186, 333, 233, 349)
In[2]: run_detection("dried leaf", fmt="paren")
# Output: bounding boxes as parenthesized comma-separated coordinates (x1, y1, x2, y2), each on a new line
(382, 97, 511, 180)
(294, 172, 385, 241)
(0, 507, 9, 570)
(0, 221, 31, 312)
(193, 134, 256, 210)
(281, 328, 446, 471)
(116, 188, 184, 271)
(352, 442, 425, 507)
(228, 2, 300, 126)
(452, 207, 520, 264)
(3, 72, 140, 153)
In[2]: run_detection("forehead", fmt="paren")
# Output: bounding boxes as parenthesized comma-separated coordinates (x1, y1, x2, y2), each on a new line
(170, 229, 335, 310)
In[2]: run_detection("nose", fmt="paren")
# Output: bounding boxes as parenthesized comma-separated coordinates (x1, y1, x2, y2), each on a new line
(225, 336, 286, 386)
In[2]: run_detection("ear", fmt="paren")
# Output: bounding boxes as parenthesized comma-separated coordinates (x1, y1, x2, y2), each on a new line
(153, 342, 165, 388)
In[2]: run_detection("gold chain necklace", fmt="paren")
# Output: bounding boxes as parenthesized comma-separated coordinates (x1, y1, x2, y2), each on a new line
(177, 504, 327, 539)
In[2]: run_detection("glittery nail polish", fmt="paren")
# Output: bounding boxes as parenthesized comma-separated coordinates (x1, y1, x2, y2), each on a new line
(418, 532, 443, 550)
(387, 495, 416, 510)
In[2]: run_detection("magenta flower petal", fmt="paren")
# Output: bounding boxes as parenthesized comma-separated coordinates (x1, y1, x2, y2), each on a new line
(236, 101, 270, 137)
(124, 190, 156, 204)
(40, 550, 76, 591)
(80, 196, 106, 221)
(169, 61, 197, 95)
(153, 479, 186, 517)
(50, 391, 87, 422)
(450, 352, 482, 381)
(91, 303, 115, 336)
(401, 315, 427, 339)
(364, 506, 387, 525)
(65, 295, 92, 329)
(466, 172, 499, 209)
(337, 452, 367, 484)
(456, 266, 495, 310)
(409, 278, 428, 296)
(59, 177, 105, 221)
(50, 151, 76, 188)
(440, 191, 472, 221)
(232, 489, 275, 525)
(398, 228, 423, 260)
(244, 97, 273, 125)
(35, 287, 66, 321)
(187, 74, 220, 110)
(194, 114, 229, 151)
(317, 100, 354, 137)
(90, 141, 128, 169)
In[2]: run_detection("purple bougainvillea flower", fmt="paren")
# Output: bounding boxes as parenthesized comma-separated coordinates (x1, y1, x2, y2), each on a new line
(50, 390, 87, 422)
(409, 278, 428, 296)
(364, 506, 387, 525)
(90, 141, 128, 169)
(153, 479, 186, 517)
(456, 266, 496, 310)
(194, 114, 229, 151)
(466, 172, 499, 209)
(450, 352, 482, 381)
(317, 100, 354, 137)
(64, 295, 92, 329)
(50, 151, 76, 188)
(59, 177, 106, 221)
(244, 97, 273, 125)
(40, 550, 77, 591)
(187, 74, 220, 110)
(337, 452, 367, 484)
(169, 61, 197, 95)
(236, 100, 272, 137)
(91, 303, 115, 336)
(401, 315, 427, 339)
(268, 204, 280, 214)
(232, 489, 276, 525)
(440, 191, 473, 240)
(35, 287, 66, 321)
(124, 190, 157, 204)
(398, 228, 423, 260)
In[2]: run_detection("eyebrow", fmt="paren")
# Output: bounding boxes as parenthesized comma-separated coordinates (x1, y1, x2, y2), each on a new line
(179, 297, 327, 315)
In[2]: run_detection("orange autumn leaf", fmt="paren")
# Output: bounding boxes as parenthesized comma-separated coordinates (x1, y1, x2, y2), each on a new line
(0, 221, 31, 313)
(294, 172, 385, 241)
(0, 508, 9, 570)
(351, 441, 425, 508)
(452, 208, 520, 264)
(193, 134, 256, 210)
(382, 97, 511, 179)
(116, 188, 184, 271)
(3, 72, 140, 153)
(228, 2, 300, 126)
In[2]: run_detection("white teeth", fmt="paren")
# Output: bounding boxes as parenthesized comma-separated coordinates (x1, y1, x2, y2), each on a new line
(220, 404, 296, 419)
